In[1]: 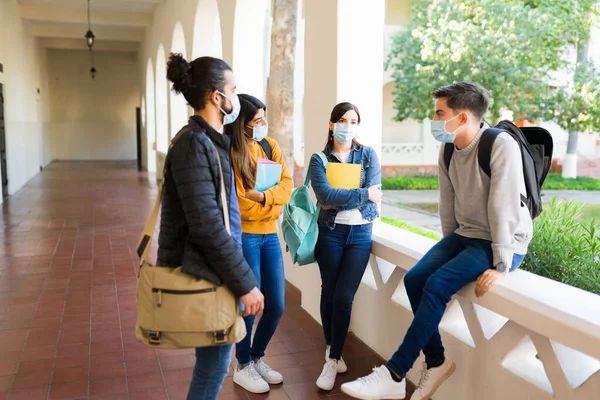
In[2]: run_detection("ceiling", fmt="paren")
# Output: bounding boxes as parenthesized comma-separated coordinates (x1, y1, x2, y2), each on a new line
(18, 0, 162, 52)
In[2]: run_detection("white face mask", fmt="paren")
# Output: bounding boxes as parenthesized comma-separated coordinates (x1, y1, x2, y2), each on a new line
(217, 91, 240, 125)
(333, 123, 359, 144)
(247, 123, 268, 141)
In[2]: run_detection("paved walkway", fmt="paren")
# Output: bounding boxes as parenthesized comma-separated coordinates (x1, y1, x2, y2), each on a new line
(0, 162, 394, 400)
(381, 189, 600, 235)
(383, 190, 600, 205)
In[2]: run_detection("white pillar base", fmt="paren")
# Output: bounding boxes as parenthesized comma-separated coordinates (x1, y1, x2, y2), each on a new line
(561, 153, 578, 179)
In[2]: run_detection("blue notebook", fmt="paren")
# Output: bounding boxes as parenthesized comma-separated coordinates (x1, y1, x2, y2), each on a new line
(255, 158, 282, 192)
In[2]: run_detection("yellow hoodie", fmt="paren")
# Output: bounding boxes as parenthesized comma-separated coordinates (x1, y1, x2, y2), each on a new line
(232, 137, 293, 234)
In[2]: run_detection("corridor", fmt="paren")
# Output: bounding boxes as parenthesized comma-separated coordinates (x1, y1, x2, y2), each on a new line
(0, 162, 389, 400)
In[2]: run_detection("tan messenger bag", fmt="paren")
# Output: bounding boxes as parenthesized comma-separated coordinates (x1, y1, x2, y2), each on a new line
(135, 144, 246, 349)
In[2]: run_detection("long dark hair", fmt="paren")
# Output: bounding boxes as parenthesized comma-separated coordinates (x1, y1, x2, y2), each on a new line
(325, 102, 362, 153)
(224, 94, 266, 189)
(166, 53, 231, 111)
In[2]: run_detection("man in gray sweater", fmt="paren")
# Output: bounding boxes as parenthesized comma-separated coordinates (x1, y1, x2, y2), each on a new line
(342, 82, 533, 400)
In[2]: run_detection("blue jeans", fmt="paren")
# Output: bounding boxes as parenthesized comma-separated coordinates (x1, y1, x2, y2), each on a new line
(236, 233, 286, 364)
(314, 223, 373, 360)
(386, 233, 525, 377)
(187, 344, 233, 400)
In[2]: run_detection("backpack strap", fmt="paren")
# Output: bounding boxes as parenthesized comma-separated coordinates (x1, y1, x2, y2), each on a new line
(443, 143, 454, 171)
(478, 128, 502, 177)
(258, 139, 272, 161)
(304, 152, 329, 187)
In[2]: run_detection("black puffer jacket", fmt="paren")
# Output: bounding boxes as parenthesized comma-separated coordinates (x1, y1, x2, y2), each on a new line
(157, 115, 257, 298)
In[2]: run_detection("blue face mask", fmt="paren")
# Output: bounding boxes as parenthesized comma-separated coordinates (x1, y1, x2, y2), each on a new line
(430, 114, 463, 143)
(248, 124, 268, 141)
(333, 123, 358, 144)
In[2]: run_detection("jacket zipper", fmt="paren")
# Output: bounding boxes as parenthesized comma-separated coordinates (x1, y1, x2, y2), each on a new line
(152, 287, 216, 307)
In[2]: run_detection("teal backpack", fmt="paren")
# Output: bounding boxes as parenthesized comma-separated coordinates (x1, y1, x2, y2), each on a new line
(282, 152, 328, 266)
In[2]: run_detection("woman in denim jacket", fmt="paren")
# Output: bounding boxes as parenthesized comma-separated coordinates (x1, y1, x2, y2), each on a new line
(310, 102, 382, 391)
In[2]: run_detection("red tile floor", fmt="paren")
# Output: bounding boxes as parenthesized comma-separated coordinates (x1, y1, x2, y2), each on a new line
(0, 162, 413, 400)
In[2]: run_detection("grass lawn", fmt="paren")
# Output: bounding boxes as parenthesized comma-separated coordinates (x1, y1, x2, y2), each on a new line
(381, 216, 441, 241)
(382, 173, 600, 191)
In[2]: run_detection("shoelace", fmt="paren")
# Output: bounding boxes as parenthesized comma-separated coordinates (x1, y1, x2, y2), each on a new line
(357, 366, 387, 385)
(323, 360, 338, 378)
(416, 364, 432, 389)
(255, 359, 273, 374)
(245, 362, 264, 381)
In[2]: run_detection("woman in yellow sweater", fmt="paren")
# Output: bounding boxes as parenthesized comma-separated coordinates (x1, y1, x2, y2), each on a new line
(224, 94, 293, 394)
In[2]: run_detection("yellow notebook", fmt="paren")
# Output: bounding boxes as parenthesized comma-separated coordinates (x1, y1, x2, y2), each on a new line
(326, 163, 361, 189)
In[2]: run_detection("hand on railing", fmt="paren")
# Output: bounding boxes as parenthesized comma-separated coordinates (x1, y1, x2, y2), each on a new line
(475, 269, 506, 297)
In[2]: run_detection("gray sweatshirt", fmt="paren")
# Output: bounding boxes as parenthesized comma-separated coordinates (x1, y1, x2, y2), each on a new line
(438, 123, 533, 269)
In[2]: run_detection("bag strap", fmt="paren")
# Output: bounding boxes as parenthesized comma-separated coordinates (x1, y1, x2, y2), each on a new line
(137, 139, 230, 261)
(443, 143, 454, 171)
(258, 139, 273, 161)
(477, 128, 502, 178)
(304, 151, 328, 187)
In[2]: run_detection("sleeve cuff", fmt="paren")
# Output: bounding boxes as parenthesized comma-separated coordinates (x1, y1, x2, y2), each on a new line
(263, 189, 273, 206)
(492, 244, 514, 271)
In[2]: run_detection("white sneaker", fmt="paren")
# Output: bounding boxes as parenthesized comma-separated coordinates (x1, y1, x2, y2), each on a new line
(341, 366, 406, 400)
(254, 358, 283, 385)
(233, 362, 270, 394)
(325, 346, 348, 373)
(410, 358, 456, 400)
(316, 359, 338, 391)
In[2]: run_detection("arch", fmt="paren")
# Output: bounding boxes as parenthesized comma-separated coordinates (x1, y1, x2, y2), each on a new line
(233, 0, 269, 97)
(192, 0, 223, 59)
(145, 60, 157, 172)
(170, 22, 189, 138)
(155, 44, 169, 154)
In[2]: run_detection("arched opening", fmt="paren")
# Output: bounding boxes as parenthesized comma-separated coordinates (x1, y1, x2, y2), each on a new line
(233, 0, 269, 97)
(146, 59, 157, 172)
(192, 0, 223, 59)
(155, 45, 169, 154)
(170, 22, 190, 138)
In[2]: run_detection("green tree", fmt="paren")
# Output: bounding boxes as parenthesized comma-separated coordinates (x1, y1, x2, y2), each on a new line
(386, 0, 596, 122)
(530, 0, 600, 178)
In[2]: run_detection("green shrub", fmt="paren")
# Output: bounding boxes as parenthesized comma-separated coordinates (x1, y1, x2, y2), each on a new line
(381, 176, 439, 190)
(542, 174, 600, 191)
(381, 173, 600, 191)
(521, 197, 600, 295)
(381, 216, 442, 241)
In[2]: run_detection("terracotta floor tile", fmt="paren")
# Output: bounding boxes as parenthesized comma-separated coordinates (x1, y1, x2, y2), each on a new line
(89, 377, 127, 397)
(158, 354, 195, 371)
(6, 385, 49, 400)
(0, 361, 17, 377)
(11, 370, 52, 390)
(129, 387, 168, 400)
(166, 384, 189, 400)
(0, 376, 13, 392)
(89, 362, 125, 380)
(48, 381, 88, 400)
(126, 371, 164, 391)
(125, 357, 160, 377)
(51, 366, 89, 384)
(16, 358, 54, 374)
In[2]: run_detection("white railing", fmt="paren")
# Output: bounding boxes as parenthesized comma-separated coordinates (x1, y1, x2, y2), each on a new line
(381, 138, 440, 167)
(282, 223, 600, 400)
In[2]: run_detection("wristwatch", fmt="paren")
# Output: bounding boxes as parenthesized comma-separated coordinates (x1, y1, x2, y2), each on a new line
(495, 262, 507, 273)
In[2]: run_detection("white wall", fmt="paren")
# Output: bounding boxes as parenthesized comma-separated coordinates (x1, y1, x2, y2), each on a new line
(0, 0, 51, 198)
(48, 50, 140, 161)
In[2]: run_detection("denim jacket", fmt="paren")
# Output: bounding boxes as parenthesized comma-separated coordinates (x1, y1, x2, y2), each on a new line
(310, 143, 381, 229)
